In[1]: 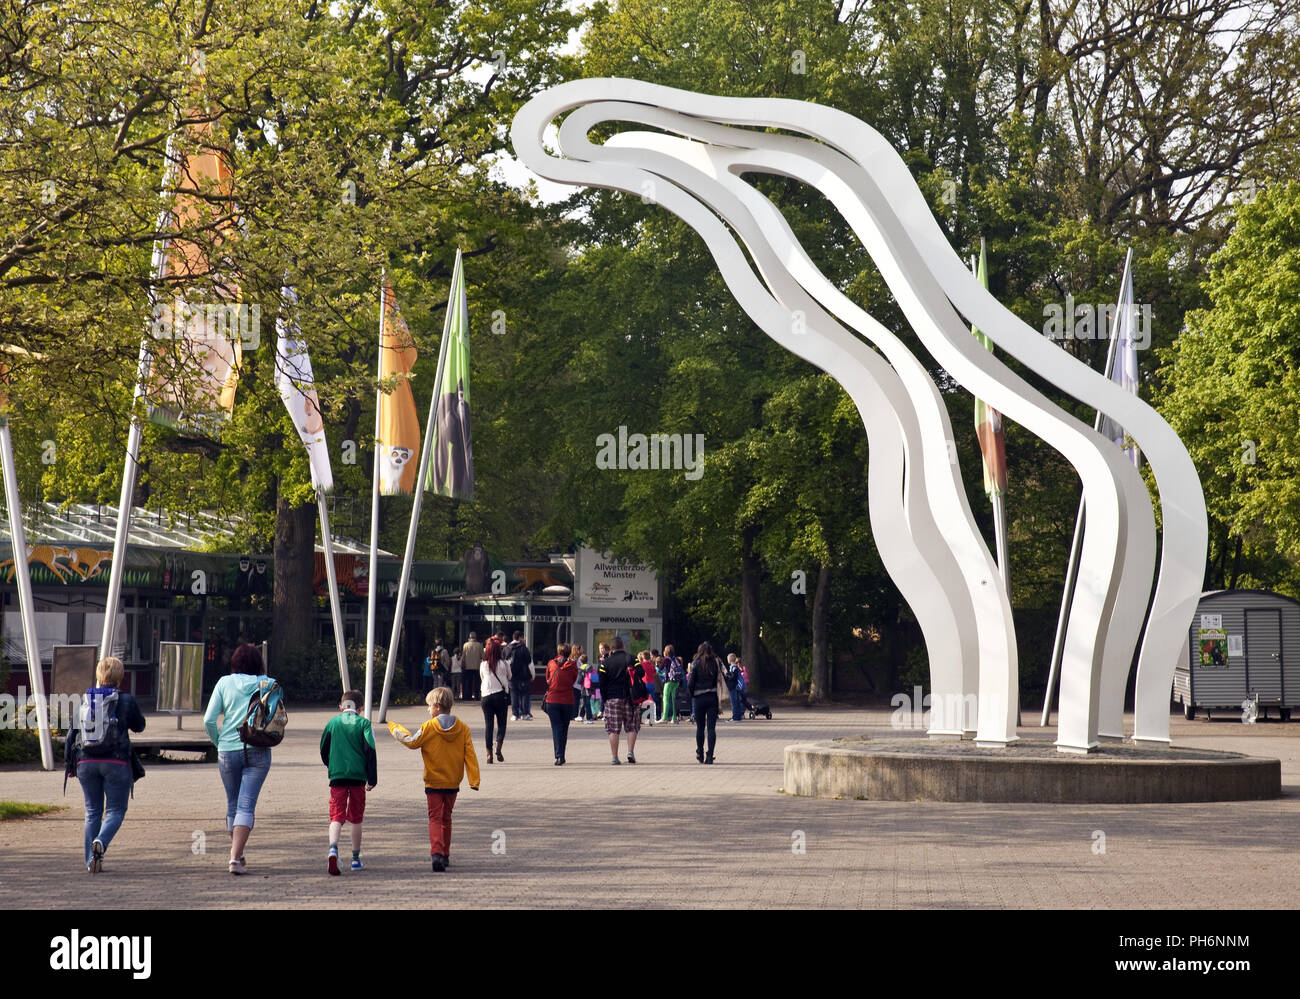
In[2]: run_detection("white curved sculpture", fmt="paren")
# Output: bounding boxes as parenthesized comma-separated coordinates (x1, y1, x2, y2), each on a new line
(512, 79, 1208, 750)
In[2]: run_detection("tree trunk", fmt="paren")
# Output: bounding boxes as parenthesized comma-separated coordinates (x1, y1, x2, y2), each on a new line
(271, 481, 316, 672)
(740, 524, 761, 695)
(808, 563, 832, 703)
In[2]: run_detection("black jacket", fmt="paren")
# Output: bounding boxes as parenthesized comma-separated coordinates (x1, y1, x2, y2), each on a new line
(688, 656, 721, 696)
(599, 650, 634, 700)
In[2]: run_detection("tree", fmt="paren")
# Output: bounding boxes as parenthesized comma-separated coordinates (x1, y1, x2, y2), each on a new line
(1157, 182, 1300, 595)
(2, 0, 580, 664)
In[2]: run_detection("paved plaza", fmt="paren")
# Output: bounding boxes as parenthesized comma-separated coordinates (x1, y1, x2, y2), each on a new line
(2, 701, 1298, 909)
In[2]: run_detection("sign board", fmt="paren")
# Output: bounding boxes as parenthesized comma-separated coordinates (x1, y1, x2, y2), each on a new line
(577, 548, 658, 609)
(158, 642, 204, 715)
(1200, 613, 1223, 630)
(50, 645, 98, 697)
(1227, 634, 1244, 657)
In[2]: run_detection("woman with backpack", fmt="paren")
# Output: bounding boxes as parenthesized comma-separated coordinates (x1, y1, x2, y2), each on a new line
(688, 642, 724, 763)
(69, 656, 146, 873)
(203, 643, 280, 875)
(660, 645, 685, 724)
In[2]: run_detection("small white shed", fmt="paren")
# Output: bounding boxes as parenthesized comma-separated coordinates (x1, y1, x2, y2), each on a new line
(1173, 589, 1300, 720)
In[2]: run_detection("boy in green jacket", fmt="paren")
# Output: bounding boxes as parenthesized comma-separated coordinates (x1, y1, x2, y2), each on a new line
(320, 689, 377, 875)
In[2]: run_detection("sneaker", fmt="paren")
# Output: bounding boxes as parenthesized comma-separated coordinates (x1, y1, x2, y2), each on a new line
(328, 850, 340, 876)
(350, 857, 365, 871)
(611, 756, 621, 765)
(554, 758, 562, 766)
(627, 753, 637, 764)
(89, 840, 104, 874)
(511, 715, 520, 721)
(431, 854, 446, 872)
(229, 858, 247, 875)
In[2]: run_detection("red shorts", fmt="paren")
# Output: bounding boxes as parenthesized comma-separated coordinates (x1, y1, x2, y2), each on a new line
(329, 784, 367, 824)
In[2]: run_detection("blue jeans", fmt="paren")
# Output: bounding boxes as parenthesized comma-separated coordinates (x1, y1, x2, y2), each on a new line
(544, 700, 575, 759)
(511, 684, 531, 718)
(78, 760, 132, 866)
(218, 747, 272, 829)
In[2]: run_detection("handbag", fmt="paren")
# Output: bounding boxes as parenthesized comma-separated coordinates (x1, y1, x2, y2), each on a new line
(130, 747, 146, 782)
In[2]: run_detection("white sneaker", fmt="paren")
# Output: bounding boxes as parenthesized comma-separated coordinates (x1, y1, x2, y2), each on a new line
(511, 715, 520, 721)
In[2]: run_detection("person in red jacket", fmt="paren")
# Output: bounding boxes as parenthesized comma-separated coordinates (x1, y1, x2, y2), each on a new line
(635, 650, 659, 726)
(543, 644, 579, 764)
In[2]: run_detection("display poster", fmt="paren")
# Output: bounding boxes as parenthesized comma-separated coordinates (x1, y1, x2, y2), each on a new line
(1198, 628, 1228, 667)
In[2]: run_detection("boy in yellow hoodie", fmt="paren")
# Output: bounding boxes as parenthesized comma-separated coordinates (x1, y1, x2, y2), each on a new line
(388, 686, 480, 872)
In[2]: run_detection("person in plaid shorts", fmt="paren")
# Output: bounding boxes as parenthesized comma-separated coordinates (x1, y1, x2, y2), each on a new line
(599, 637, 641, 764)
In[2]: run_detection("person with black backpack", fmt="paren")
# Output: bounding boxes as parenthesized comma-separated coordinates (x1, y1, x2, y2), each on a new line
(505, 631, 534, 721)
(203, 643, 285, 875)
(67, 656, 146, 873)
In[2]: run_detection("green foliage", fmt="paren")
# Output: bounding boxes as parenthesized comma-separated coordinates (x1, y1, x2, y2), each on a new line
(1157, 182, 1300, 594)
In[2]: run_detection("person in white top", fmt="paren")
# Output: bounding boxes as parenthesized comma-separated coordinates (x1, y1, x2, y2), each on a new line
(479, 652, 511, 764)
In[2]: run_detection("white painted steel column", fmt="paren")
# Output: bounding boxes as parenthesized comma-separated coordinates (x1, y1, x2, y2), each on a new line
(1, 421, 53, 769)
(317, 489, 351, 692)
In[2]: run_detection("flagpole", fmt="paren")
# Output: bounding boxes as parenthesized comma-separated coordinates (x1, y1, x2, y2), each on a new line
(316, 489, 351, 691)
(1041, 248, 1134, 725)
(364, 282, 385, 720)
(1, 420, 53, 769)
(376, 255, 458, 722)
(973, 240, 1017, 724)
(102, 140, 179, 660)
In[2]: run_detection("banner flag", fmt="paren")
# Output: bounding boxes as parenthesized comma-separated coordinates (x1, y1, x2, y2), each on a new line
(274, 286, 332, 492)
(145, 126, 243, 436)
(377, 281, 420, 494)
(1097, 251, 1142, 467)
(425, 249, 475, 500)
(971, 239, 1007, 499)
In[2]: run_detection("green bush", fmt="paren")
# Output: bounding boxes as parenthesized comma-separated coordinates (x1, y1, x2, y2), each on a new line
(0, 727, 64, 765)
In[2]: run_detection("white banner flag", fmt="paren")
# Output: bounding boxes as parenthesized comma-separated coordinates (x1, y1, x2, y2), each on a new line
(275, 286, 333, 491)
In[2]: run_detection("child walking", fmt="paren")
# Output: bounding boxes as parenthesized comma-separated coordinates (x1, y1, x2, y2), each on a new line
(319, 689, 378, 875)
(388, 687, 480, 872)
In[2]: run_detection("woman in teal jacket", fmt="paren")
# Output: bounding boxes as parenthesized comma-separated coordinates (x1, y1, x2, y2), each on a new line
(203, 644, 276, 875)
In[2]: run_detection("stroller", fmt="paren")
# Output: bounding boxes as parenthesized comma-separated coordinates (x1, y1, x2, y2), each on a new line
(746, 694, 772, 720)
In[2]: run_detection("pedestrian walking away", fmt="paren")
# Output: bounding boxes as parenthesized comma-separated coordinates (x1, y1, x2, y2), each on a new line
(506, 631, 534, 720)
(542, 644, 579, 764)
(319, 689, 378, 874)
(203, 643, 280, 875)
(65, 656, 146, 873)
(388, 687, 480, 873)
(479, 648, 512, 763)
(599, 637, 641, 764)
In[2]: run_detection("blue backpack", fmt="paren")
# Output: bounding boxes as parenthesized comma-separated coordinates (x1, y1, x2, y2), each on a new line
(77, 690, 122, 757)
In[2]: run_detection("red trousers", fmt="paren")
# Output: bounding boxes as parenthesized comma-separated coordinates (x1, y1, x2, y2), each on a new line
(425, 790, 458, 856)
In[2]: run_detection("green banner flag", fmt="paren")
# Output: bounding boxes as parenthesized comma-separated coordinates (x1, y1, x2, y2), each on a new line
(425, 249, 474, 499)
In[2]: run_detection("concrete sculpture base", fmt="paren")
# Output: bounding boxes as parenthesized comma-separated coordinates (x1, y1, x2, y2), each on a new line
(783, 738, 1280, 803)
